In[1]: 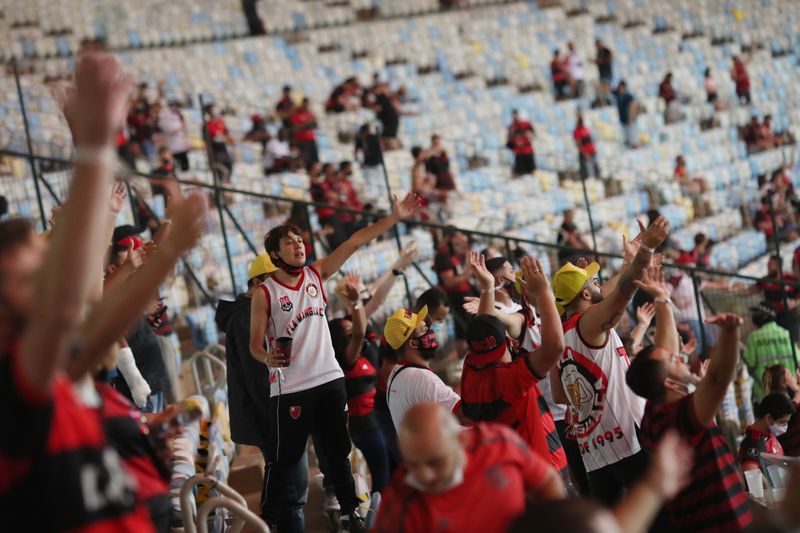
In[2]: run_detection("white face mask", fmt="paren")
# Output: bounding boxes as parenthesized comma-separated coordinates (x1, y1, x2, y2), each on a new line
(769, 423, 789, 437)
(404, 453, 465, 494)
(685, 382, 697, 395)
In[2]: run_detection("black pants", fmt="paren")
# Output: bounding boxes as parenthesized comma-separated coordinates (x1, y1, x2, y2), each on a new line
(587, 450, 649, 506)
(513, 152, 536, 175)
(173, 151, 190, 171)
(298, 140, 319, 167)
(265, 379, 358, 532)
(556, 420, 590, 496)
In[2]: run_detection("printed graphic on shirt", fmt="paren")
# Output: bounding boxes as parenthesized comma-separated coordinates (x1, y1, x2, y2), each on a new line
(279, 295, 293, 312)
(289, 406, 302, 419)
(306, 283, 319, 299)
(561, 347, 607, 438)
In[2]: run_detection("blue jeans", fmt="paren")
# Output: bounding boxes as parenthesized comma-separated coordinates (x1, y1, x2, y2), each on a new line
(376, 409, 401, 476)
(352, 427, 390, 494)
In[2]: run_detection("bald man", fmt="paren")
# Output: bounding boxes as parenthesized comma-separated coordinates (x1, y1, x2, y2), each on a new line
(374, 404, 564, 533)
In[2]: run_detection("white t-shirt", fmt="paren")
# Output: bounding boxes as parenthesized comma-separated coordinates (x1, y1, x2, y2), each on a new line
(264, 138, 290, 168)
(567, 51, 585, 81)
(559, 313, 646, 472)
(261, 266, 344, 396)
(157, 107, 190, 154)
(387, 363, 461, 429)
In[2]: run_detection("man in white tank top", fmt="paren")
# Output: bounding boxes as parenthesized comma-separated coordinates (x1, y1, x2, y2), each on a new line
(249, 193, 421, 533)
(549, 216, 670, 506)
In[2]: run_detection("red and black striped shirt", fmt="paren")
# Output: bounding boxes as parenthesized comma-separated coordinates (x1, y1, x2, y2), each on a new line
(0, 349, 154, 532)
(640, 394, 751, 532)
(460, 351, 567, 474)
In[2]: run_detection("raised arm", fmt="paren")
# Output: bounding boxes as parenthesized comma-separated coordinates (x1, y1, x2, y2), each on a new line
(692, 313, 742, 427)
(19, 53, 131, 394)
(602, 220, 645, 296)
(340, 273, 367, 369)
(634, 266, 680, 356)
(580, 217, 670, 346)
(469, 251, 496, 316)
(521, 257, 565, 377)
(364, 242, 417, 318)
(69, 192, 208, 378)
(613, 431, 692, 533)
(312, 193, 421, 280)
(630, 303, 655, 354)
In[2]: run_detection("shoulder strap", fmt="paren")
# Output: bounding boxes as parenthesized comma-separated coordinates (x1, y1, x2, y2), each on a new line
(387, 364, 427, 404)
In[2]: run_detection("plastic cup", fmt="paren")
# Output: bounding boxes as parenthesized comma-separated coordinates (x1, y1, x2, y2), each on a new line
(744, 469, 764, 499)
(274, 337, 293, 367)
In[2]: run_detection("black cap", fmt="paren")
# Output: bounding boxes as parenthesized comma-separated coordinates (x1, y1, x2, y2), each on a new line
(112, 225, 143, 246)
(466, 315, 508, 365)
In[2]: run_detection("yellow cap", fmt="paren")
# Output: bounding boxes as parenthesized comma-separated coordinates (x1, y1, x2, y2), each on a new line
(384, 306, 428, 350)
(551, 261, 600, 315)
(248, 253, 277, 280)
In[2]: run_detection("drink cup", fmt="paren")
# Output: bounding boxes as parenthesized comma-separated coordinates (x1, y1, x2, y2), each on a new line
(274, 337, 293, 367)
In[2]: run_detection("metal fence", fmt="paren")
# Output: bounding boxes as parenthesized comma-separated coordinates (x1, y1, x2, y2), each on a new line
(3, 61, 800, 359)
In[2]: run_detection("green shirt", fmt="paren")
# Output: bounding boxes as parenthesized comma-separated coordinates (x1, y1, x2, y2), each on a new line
(743, 321, 798, 400)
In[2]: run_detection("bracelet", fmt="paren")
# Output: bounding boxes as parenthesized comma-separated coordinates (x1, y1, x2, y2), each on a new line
(640, 243, 656, 254)
(392, 268, 403, 276)
(480, 287, 498, 293)
(74, 145, 118, 169)
(654, 297, 672, 305)
(352, 303, 362, 310)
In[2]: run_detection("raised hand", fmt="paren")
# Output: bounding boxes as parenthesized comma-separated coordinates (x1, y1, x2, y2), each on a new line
(633, 265, 671, 299)
(704, 313, 743, 330)
(644, 430, 693, 499)
(640, 216, 670, 251)
(161, 191, 208, 257)
(635, 302, 656, 325)
(694, 358, 710, 380)
(575, 256, 589, 269)
(109, 181, 128, 215)
(622, 219, 646, 263)
(520, 256, 550, 301)
(469, 251, 494, 290)
(462, 296, 480, 315)
(393, 241, 418, 271)
(342, 272, 362, 304)
(392, 192, 423, 220)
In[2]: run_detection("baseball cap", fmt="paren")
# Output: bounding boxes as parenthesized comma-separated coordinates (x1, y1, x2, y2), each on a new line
(248, 253, 277, 280)
(552, 261, 600, 315)
(466, 315, 508, 366)
(384, 306, 428, 350)
(112, 225, 144, 250)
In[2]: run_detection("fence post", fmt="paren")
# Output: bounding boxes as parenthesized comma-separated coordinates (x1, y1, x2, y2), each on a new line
(198, 94, 238, 296)
(12, 59, 48, 231)
(690, 269, 708, 357)
(579, 173, 599, 263)
(376, 124, 413, 307)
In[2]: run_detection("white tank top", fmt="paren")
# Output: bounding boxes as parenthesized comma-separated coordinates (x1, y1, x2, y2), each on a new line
(260, 266, 343, 396)
(559, 313, 645, 472)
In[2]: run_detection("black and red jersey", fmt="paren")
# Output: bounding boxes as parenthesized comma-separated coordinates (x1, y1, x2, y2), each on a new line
(508, 120, 534, 155)
(640, 394, 751, 532)
(0, 348, 154, 532)
(572, 125, 596, 156)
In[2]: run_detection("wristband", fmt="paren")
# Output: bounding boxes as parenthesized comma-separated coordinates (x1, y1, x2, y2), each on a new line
(654, 297, 672, 305)
(392, 268, 403, 276)
(480, 287, 499, 293)
(640, 243, 656, 254)
(74, 145, 118, 169)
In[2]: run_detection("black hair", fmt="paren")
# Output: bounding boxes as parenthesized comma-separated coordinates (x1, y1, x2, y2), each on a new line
(756, 393, 796, 419)
(328, 318, 349, 360)
(247, 273, 268, 289)
(411, 146, 422, 159)
(764, 364, 788, 395)
(415, 288, 450, 314)
(0, 218, 35, 260)
(626, 345, 668, 403)
(694, 232, 707, 245)
(264, 224, 303, 255)
(485, 257, 509, 275)
(0, 195, 8, 217)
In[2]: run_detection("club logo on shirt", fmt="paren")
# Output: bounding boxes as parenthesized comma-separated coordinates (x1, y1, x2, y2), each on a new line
(485, 465, 509, 491)
(289, 406, 302, 419)
(306, 283, 319, 298)
(279, 295, 293, 313)
(560, 347, 609, 439)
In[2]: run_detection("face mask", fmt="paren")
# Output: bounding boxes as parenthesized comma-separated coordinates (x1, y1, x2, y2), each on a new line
(430, 322, 445, 338)
(770, 423, 789, 437)
(404, 451, 465, 493)
(415, 330, 438, 360)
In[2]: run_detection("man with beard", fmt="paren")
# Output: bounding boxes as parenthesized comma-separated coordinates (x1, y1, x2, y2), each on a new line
(550, 216, 670, 506)
(249, 193, 420, 533)
(374, 404, 564, 533)
(384, 306, 468, 429)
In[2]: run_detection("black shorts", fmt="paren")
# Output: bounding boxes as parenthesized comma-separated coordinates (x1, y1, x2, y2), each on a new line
(514, 153, 536, 175)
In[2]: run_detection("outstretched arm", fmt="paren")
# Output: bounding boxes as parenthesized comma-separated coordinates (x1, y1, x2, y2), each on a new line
(692, 313, 742, 427)
(580, 217, 670, 346)
(634, 265, 680, 356)
(364, 242, 417, 318)
(340, 274, 367, 369)
(313, 193, 421, 280)
(20, 53, 131, 394)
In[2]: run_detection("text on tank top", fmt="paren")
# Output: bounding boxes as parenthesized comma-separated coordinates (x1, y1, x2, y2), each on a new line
(261, 266, 344, 396)
(559, 313, 646, 471)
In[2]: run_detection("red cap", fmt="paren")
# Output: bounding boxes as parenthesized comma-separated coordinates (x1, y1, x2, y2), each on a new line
(676, 252, 694, 266)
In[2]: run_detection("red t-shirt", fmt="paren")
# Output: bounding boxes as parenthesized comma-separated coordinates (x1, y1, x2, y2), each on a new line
(291, 110, 317, 142)
(551, 59, 568, 83)
(640, 394, 751, 532)
(461, 354, 567, 473)
(509, 120, 534, 155)
(205, 117, 228, 143)
(572, 125, 596, 156)
(374, 423, 551, 533)
(733, 63, 750, 92)
(0, 348, 154, 532)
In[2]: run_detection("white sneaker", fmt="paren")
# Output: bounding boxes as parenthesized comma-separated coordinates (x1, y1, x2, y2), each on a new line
(325, 491, 341, 512)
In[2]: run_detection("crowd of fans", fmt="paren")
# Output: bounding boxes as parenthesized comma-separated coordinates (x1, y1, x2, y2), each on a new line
(6, 37, 800, 533)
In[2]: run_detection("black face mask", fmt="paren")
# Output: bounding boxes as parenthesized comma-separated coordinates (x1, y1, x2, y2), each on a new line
(415, 330, 438, 360)
(272, 253, 304, 275)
